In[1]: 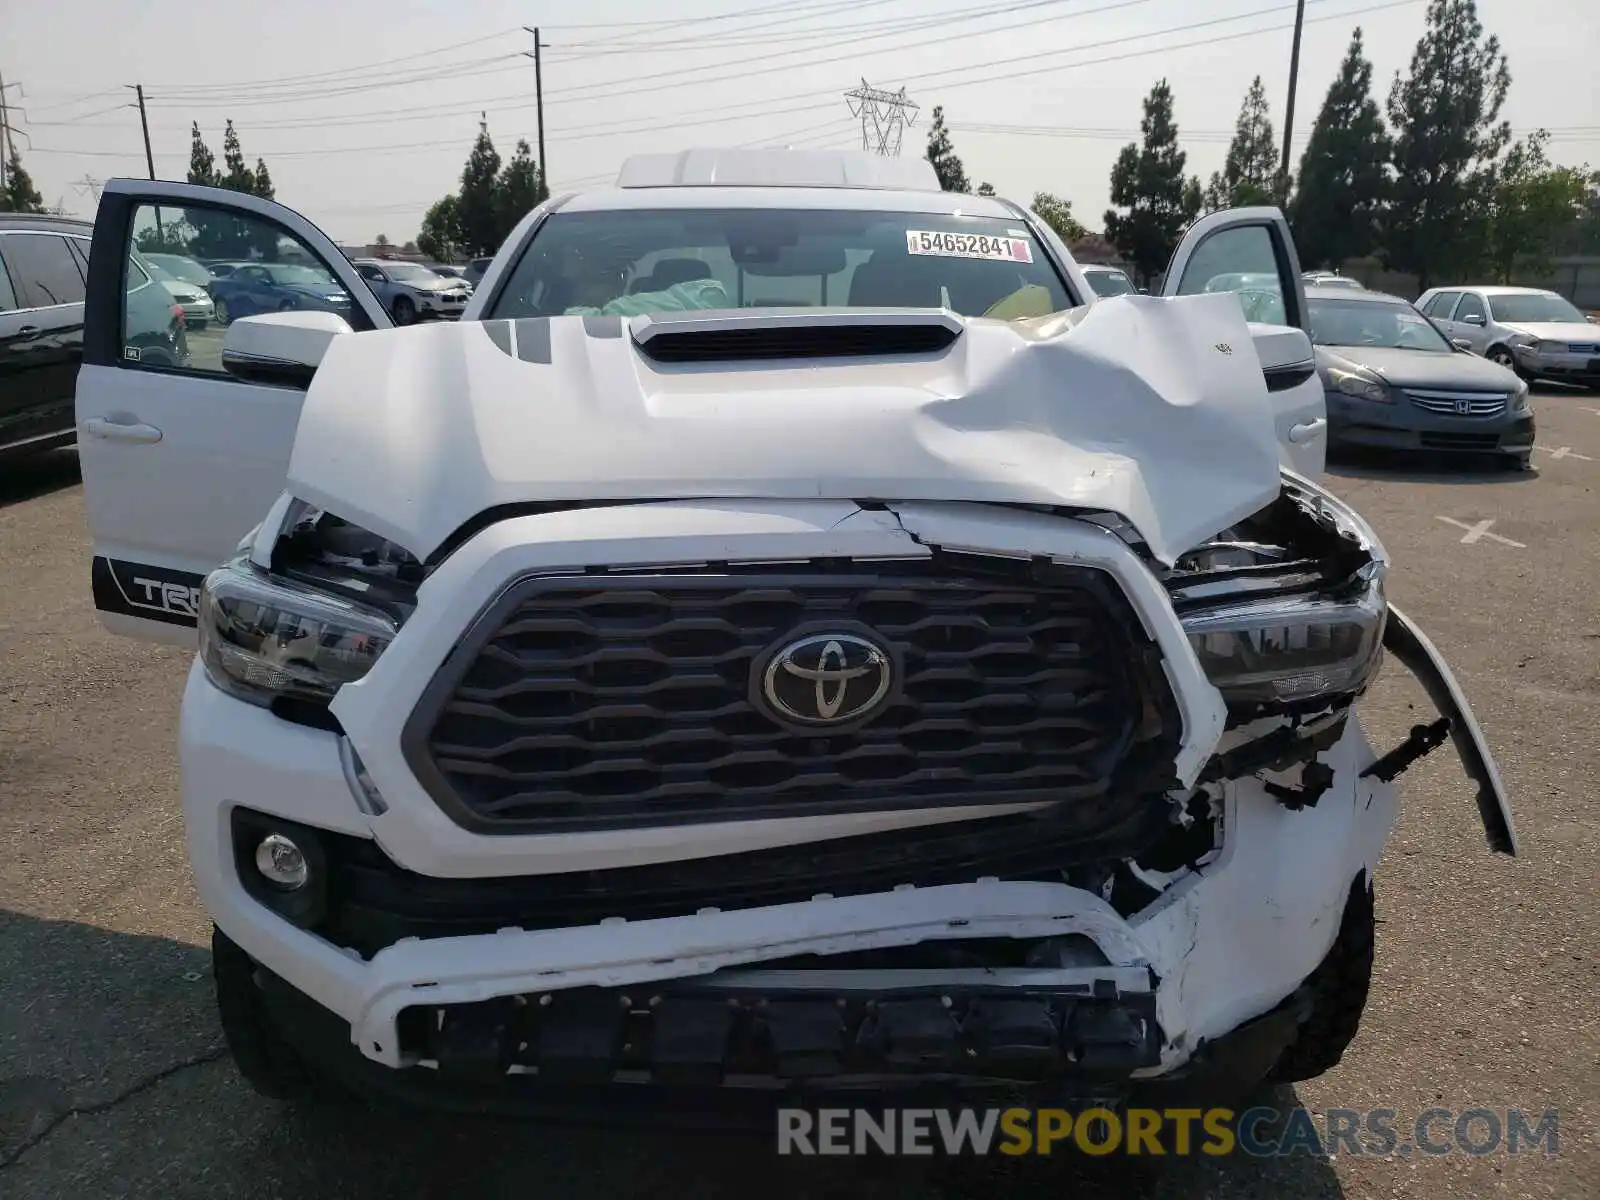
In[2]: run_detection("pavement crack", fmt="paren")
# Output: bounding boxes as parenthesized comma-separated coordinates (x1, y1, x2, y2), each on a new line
(0, 1046, 228, 1171)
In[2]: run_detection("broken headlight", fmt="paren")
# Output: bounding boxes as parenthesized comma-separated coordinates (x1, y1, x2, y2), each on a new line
(1180, 569, 1385, 705)
(199, 559, 397, 714)
(1172, 477, 1388, 708)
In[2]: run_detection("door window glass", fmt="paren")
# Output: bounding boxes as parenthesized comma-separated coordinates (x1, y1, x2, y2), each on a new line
(123, 203, 362, 377)
(1172, 225, 1287, 325)
(1423, 291, 1459, 319)
(1454, 293, 1486, 324)
(2, 233, 87, 308)
(0, 252, 16, 311)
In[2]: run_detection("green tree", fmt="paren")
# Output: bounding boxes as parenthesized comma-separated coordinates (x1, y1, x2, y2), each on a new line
(186, 122, 220, 186)
(252, 157, 274, 201)
(220, 120, 256, 193)
(1031, 191, 1086, 242)
(1103, 80, 1201, 286)
(0, 147, 46, 213)
(1483, 131, 1591, 282)
(495, 138, 547, 245)
(1383, 0, 1511, 288)
(925, 106, 970, 194)
(1205, 76, 1278, 211)
(976, 181, 996, 196)
(455, 116, 503, 256)
(1556, 170, 1600, 254)
(1289, 29, 1391, 270)
(417, 195, 461, 263)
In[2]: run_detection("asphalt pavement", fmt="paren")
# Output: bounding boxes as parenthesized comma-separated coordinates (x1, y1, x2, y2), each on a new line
(1, 386, 1596, 1198)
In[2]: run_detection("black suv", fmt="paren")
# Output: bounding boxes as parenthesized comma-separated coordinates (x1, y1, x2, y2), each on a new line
(1, 213, 189, 462)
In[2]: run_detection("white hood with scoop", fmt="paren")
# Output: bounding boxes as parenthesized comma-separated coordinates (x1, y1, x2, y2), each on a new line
(286, 294, 1285, 566)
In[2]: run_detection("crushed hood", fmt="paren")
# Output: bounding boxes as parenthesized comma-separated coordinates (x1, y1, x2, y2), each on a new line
(288, 294, 1284, 565)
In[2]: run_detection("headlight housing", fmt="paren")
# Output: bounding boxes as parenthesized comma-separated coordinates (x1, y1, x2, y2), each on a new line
(1172, 477, 1388, 709)
(198, 557, 397, 716)
(1180, 569, 1386, 705)
(1327, 364, 1391, 402)
(1512, 381, 1531, 412)
(1536, 339, 1565, 355)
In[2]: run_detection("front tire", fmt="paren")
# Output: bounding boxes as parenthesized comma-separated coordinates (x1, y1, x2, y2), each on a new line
(1487, 345, 1531, 381)
(1268, 879, 1376, 1084)
(392, 295, 417, 325)
(212, 927, 313, 1100)
(212, 297, 230, 327)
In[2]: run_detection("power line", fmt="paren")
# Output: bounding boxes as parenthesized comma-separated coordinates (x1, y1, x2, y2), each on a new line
(10, 0, 1439, 159)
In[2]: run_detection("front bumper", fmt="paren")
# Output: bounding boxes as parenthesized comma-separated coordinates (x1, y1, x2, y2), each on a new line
(1326, 392, 1534, 454)
(415, 290, 470, 319)
(177, 297, 214, 327)
(183, 655, 1397, 1084)
(1513, 343, 1600, 384)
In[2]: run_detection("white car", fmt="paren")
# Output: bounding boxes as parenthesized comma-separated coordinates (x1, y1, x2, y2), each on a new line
(1417, 285, 1600, 389)
(143, 256, 217, 329)
(351, 258, 472, 325)
(73, 151, 1514, 1115)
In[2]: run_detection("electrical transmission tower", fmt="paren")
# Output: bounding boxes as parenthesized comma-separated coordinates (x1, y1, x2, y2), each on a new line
(844, 80, 918, 156)
(73, 175, 103, 202)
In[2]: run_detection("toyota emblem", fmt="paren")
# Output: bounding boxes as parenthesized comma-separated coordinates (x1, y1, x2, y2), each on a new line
(755, 630, 895, 731)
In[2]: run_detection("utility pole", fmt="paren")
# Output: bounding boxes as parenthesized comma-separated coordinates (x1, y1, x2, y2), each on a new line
(521, 27, 547, 195)
(1278, 0, 1307, 199)
(0, 70, 13, 189)
(844, 80, 919, 156)
(130, 84, 156, 179)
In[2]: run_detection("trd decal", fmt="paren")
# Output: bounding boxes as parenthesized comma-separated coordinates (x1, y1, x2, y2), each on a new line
(91, 557, 205, 628)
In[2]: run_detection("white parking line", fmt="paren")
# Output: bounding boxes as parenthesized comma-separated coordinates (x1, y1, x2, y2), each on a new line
(1534, 445, 1594, 461)
(1437, 517, 1526, 548)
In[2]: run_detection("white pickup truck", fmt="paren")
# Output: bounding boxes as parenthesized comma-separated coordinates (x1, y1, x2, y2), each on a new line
(73, 149, 1513, 1116)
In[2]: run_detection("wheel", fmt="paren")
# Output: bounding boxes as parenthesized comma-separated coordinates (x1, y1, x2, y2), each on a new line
(277, 299, 297, 313)
(212, 297, 230, 327)
(1486, 345, 1531, 381)
(1268, 879, 1375, 1084)
(392, 295, 416, 325)
(212, 926, 314, 1100)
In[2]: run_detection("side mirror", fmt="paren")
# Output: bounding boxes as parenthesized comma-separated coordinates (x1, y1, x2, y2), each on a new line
(1250, 325, 1317, 392)
(1461, 312, 1485, 326)
(1452, 338, 1473, 352)
(221, 311, 353, 388)
(1137, 287, 1150, 295)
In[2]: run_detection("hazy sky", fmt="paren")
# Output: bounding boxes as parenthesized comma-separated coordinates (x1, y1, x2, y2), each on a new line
(3, 0, 1596, 244)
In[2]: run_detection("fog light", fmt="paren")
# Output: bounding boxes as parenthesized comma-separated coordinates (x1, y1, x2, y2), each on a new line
(255, 833, 309, 890)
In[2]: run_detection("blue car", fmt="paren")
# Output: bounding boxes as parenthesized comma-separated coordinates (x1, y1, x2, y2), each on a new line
(208, 262, 352, 326)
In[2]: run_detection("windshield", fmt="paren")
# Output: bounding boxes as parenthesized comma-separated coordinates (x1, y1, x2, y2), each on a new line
(488, 209, 1075, 321)
(146, 255, 214, 287)
(266, 265, 336, 287)
(1309, 297, 1452, 353)
(1486, 293, 1585, 324)
(1085, 268, 1135, 298)
(386, 263, 442, 282)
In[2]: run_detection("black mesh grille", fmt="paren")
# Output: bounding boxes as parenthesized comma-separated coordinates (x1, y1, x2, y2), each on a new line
(402, 560, 1162, 833)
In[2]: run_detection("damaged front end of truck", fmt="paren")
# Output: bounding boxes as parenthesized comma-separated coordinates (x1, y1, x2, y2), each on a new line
(186, 307, 1516, 1114)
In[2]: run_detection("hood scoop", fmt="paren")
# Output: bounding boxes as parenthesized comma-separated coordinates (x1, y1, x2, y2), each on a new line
(629, 308, 963, 363)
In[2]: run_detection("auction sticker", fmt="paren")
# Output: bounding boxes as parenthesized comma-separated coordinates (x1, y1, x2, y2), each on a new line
(906, 230, 1033, 263)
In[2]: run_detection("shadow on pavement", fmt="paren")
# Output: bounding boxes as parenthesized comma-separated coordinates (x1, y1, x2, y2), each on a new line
(0, 448, 81, 511)
(0, 914, 1347, 1200)
(1327, 447, 1537, 486)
